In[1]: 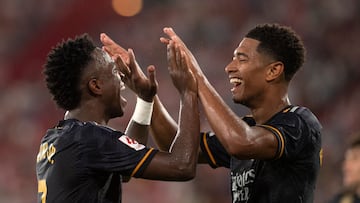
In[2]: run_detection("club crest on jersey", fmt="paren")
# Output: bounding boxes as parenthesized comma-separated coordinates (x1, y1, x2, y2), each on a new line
(119, 136, 145, 151)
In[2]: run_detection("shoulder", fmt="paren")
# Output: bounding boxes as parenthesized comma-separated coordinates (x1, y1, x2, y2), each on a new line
(61, 119, 124, 141)
(284, 106, 322, 131)
(269, 106, 322, 132)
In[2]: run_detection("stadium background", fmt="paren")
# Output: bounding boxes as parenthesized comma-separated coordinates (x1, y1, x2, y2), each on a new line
(0, 0, 359, 202)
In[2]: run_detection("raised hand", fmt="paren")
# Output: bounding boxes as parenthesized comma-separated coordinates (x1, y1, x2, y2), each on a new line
(101, 33, 158, 102)
(160, 27, 204, 78)
(100, 33, 129, 65)
(166, 40, 197, 95)
(113, 49, 157, 102)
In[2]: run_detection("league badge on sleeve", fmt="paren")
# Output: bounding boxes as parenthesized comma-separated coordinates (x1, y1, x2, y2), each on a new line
(119, 135, 145, 151)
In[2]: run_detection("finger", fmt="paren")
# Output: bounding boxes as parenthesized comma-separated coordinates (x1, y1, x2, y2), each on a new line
(114, 55, 130, 76)
(127, 49, 136, 72)
(128, 49, 149, 79)
(167, 41, 177, 70)
(160, 37, 170, 44)
(163, 27, 184, 45)
(175, 43, 181, 68)
(147, 65, 157, 86)
(180, 50, 188, 70)
(114, 54, 131, 76)
(101, 33, 127, 55)
(163, 27, 178, 39)
(102, 46, 114, 56)
(100, 33, 116, 46)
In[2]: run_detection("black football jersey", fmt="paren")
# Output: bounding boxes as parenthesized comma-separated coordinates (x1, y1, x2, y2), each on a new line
(200, 106, 322, 203)
(36, 119, 158, 203)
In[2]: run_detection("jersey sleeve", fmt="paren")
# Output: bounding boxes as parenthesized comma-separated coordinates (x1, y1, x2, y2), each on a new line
(257, 106, 322, 160)
(80, 125, 158, 178)
(200, 132, 231, 168)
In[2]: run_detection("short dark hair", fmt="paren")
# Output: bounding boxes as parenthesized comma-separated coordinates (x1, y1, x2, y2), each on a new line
(245, 23, 305, 81)
(43, 34, 96, 110)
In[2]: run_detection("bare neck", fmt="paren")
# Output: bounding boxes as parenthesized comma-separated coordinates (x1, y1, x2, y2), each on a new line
(250, 85, 290, 124)
(64, 100, 109, 125)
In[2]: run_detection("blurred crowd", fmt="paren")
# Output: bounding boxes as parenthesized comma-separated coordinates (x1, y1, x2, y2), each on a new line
(0, 0, 359, 202)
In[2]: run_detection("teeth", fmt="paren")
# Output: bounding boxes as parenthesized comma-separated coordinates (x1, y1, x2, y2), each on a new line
(230, 78, 242, 84)
(120, 81, 125, 90)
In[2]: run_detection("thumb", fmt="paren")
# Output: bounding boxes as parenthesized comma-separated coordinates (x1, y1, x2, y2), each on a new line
(147, 65, 157, 86)
(128, 49, 137, 72)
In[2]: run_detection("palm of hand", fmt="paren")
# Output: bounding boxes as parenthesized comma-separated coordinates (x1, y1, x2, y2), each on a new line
(124, 68, 157, 102)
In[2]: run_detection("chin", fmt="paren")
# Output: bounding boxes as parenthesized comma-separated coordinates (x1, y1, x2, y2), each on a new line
(117, 110, 124, 118)
(232, 96, 244, 104)
(109, 109, 124, 119)
(234, 98, 252, 109)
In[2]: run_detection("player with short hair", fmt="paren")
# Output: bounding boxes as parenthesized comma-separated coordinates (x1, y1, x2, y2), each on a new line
(329, 132, 360, 203)
(36, 33, 199, 203)
(150, 24, 322, 203)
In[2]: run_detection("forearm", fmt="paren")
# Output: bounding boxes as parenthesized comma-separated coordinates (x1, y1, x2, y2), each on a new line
(197, 76, 251, 152)
(126, 97, 154, 145)
(150, 95, 178, 151)
(169, 91, 199, 171)
(140, 92, 199, 181)
(125, 121, 148, 145)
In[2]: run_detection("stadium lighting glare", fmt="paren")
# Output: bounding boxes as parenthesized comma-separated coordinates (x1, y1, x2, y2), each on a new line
(112, 0, 143, 17)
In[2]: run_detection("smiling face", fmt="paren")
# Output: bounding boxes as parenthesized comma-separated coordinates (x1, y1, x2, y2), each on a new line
(91, 48, 127, 118)
(225, 38, 275, 107)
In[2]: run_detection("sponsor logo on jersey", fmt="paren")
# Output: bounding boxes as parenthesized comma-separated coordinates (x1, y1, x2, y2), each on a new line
(231, 169, 255, 202)
(119, 135, 145, 151)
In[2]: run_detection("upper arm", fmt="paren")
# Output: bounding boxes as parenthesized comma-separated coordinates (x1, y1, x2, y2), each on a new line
(199, 132, 231, 168)
(232, 112, 310, 161)
(140, 152, 194, 181)
(227, 126, 279, 160)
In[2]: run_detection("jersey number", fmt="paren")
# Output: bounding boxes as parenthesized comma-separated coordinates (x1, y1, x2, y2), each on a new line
(38, 179, 47, 203)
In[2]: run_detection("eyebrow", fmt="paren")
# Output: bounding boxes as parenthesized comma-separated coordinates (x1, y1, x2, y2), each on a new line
(233, 50, 249, 58)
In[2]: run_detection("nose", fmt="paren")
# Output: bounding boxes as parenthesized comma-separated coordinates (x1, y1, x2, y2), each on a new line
(225, 59, 237, 74)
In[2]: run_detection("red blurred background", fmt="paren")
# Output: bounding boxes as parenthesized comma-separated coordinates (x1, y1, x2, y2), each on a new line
(0, 0, 359, 202)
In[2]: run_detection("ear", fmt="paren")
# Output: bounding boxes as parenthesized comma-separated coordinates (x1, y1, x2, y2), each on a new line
(87, 78, 103, 96)
(265, 62, 284, 82)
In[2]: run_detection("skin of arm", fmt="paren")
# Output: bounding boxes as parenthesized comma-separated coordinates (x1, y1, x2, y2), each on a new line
(161, 27, 278, 160)
(150, 95, 178, 152)
(141, 40, 200, 180)
(149, 83, 208, 163)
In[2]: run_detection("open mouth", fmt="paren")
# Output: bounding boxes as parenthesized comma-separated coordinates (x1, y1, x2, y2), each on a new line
(229, 77, 242, 93)
(230, 77, 242, 87)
